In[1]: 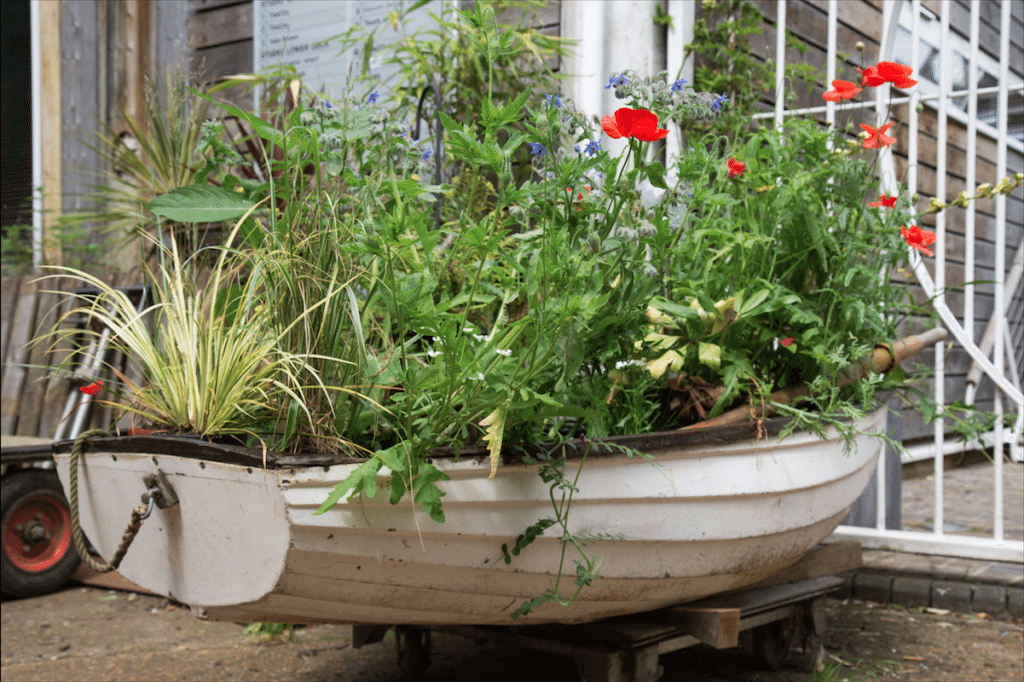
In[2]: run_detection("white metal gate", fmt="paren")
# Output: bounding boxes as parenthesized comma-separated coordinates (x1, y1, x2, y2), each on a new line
(571, 0, 1023, 562)
(752, 0, 1023, 562)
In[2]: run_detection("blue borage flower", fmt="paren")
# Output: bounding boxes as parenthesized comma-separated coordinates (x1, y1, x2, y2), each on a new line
(368, 91, 380, 104)
(574, 140, 600, 157)
(671, 78, 688, 92)
(544, 93, 562, 108)
(421, 146, 433, 161)
(528, 142, 547, 157)
(711, 93, 729, 113)
(605, 73, 630, 89)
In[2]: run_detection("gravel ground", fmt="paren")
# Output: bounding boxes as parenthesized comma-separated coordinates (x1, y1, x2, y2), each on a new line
(2, 585, 1022, 681)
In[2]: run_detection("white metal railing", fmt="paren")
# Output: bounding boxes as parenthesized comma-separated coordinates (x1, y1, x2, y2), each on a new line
(787, 0, 1023, 562)
(583, 0, 1024, 562)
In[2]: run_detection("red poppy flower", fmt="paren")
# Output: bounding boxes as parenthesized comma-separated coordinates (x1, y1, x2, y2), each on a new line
(780, 336, 795, 347)
(79, 380, 103, 396)
(858, 65, 885, 87)
(901, 225, 937, 257)
(565, 185, 592, 200)
(822, 80, 862, 102)
(876, 61, 917, 89)
(726, 158, 746, 178)
(861, 122, 896, 149)
(859, 62, 917, 89)
(601, 108, 670, 142)
(869, 194, 898, 208)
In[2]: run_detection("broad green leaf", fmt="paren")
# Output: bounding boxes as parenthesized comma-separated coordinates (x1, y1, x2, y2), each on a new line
(148, 185, 256, 223)
(647, 350, 683, 379)
(698, 342, 722, 369)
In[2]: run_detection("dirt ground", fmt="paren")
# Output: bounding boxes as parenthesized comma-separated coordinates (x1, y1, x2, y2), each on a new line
(1, 585, 1021, 682)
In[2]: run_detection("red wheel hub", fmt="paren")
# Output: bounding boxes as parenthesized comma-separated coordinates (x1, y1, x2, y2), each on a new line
(3, 493, 72, 572)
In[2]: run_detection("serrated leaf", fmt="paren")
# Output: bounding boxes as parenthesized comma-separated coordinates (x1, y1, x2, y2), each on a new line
(313, 458, 382, 514)
(480, 400, 510, 480)
(148, 185, 256, 223)
(412, 463, 450, 523)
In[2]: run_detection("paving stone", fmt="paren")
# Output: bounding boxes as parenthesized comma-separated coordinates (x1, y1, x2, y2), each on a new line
(971, 584, 1008, 614)
(931, 580, 972, 611)
(833, 570, 854, 599)
(854, 573, 893, 603)
(890, 576, 932, 608)
(1009, 587, 1024, 620)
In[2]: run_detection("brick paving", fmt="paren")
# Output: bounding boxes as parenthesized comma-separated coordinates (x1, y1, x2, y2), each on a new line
(900, 459, 1024, 540)
(843, 459, 1024, 619)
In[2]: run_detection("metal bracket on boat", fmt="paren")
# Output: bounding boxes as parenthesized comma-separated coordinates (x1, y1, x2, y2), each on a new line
(142, 470, 179, 511)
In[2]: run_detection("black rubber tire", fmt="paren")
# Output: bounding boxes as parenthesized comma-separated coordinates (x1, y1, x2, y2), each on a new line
(395, 625, 430, 681)
(1, 468, 81, 598)
(753, 616, 796, 670)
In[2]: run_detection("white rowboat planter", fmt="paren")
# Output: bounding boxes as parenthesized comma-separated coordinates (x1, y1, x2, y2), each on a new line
(53, 404, 887, 626)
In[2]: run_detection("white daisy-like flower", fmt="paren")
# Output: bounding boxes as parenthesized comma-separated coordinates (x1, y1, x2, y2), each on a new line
(471, 372, 486, 381)
(472, 333, 491, 342)
(496, 348, 512, 357)
(427, 349, 441, 358)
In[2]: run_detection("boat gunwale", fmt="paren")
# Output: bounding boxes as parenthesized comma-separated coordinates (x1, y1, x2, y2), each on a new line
(50, 403, 887, 471)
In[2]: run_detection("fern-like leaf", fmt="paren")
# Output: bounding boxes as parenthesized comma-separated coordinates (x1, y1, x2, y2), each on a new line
(480, 400, 510, 481)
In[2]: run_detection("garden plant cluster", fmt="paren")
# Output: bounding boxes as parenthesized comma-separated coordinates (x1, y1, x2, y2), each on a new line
(36, 1, 1022, 615)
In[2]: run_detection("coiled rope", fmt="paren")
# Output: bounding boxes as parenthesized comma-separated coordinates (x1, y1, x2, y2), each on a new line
(69, 429, 150, 573)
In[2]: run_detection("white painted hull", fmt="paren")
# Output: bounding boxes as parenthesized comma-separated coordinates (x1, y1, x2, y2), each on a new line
(53, 406, 885, 625)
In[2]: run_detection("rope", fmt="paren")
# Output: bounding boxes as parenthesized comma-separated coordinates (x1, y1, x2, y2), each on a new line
(69, 429, 150, 573)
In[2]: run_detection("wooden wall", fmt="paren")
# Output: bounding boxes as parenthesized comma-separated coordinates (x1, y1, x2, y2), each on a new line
(187, 0, 562, 110)
(702, 0, 1024, 442)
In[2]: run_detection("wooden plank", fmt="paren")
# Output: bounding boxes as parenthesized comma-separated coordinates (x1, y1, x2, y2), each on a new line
(38, 283, 76, 440)
(188, 1, 252, 50)
(190, 0, 248, 11)
(193, 40, 254, 84)
(1, 276, 23, 390)
(659, 606, 739, 649)
(683, 575, 845, 616)
(1, 279, 39, 435)
(495, 0, 560, 29)
(16, 285, 62, 437)
(39, 0, 62, 266)
(745, 541, 863, 591)
(546, 618, 680, 648)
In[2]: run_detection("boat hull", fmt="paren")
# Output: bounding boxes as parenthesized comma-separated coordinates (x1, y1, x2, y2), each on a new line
(53, 406, 886, 625)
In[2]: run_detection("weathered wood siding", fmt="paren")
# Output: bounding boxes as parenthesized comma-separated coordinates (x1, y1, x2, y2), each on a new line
(0, 275, 142, 439)
(187, 0, 562, 110)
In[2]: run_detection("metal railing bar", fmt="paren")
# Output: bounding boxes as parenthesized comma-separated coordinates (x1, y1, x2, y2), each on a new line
(775, 0, 787, 132)
(964, 0, 982, 356)
(992, 0, 1013, 544)
(752, 83, 1023, 119)
(833, 526, 1024, 563)
(932, 0, 951, 540)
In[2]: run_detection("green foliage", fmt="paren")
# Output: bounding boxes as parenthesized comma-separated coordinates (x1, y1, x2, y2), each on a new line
(29, 0, 984, 623)
(57, 70, 215, 255)
(1, 225, 34, 275)
(682, 0, 773, 143)
(243, 621, 294, 642)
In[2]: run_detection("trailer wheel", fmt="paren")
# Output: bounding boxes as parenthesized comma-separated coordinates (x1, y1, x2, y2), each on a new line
(395, 625, 430, 681)
(753, 615, 796, 670)
(1, 469, 81, 598)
